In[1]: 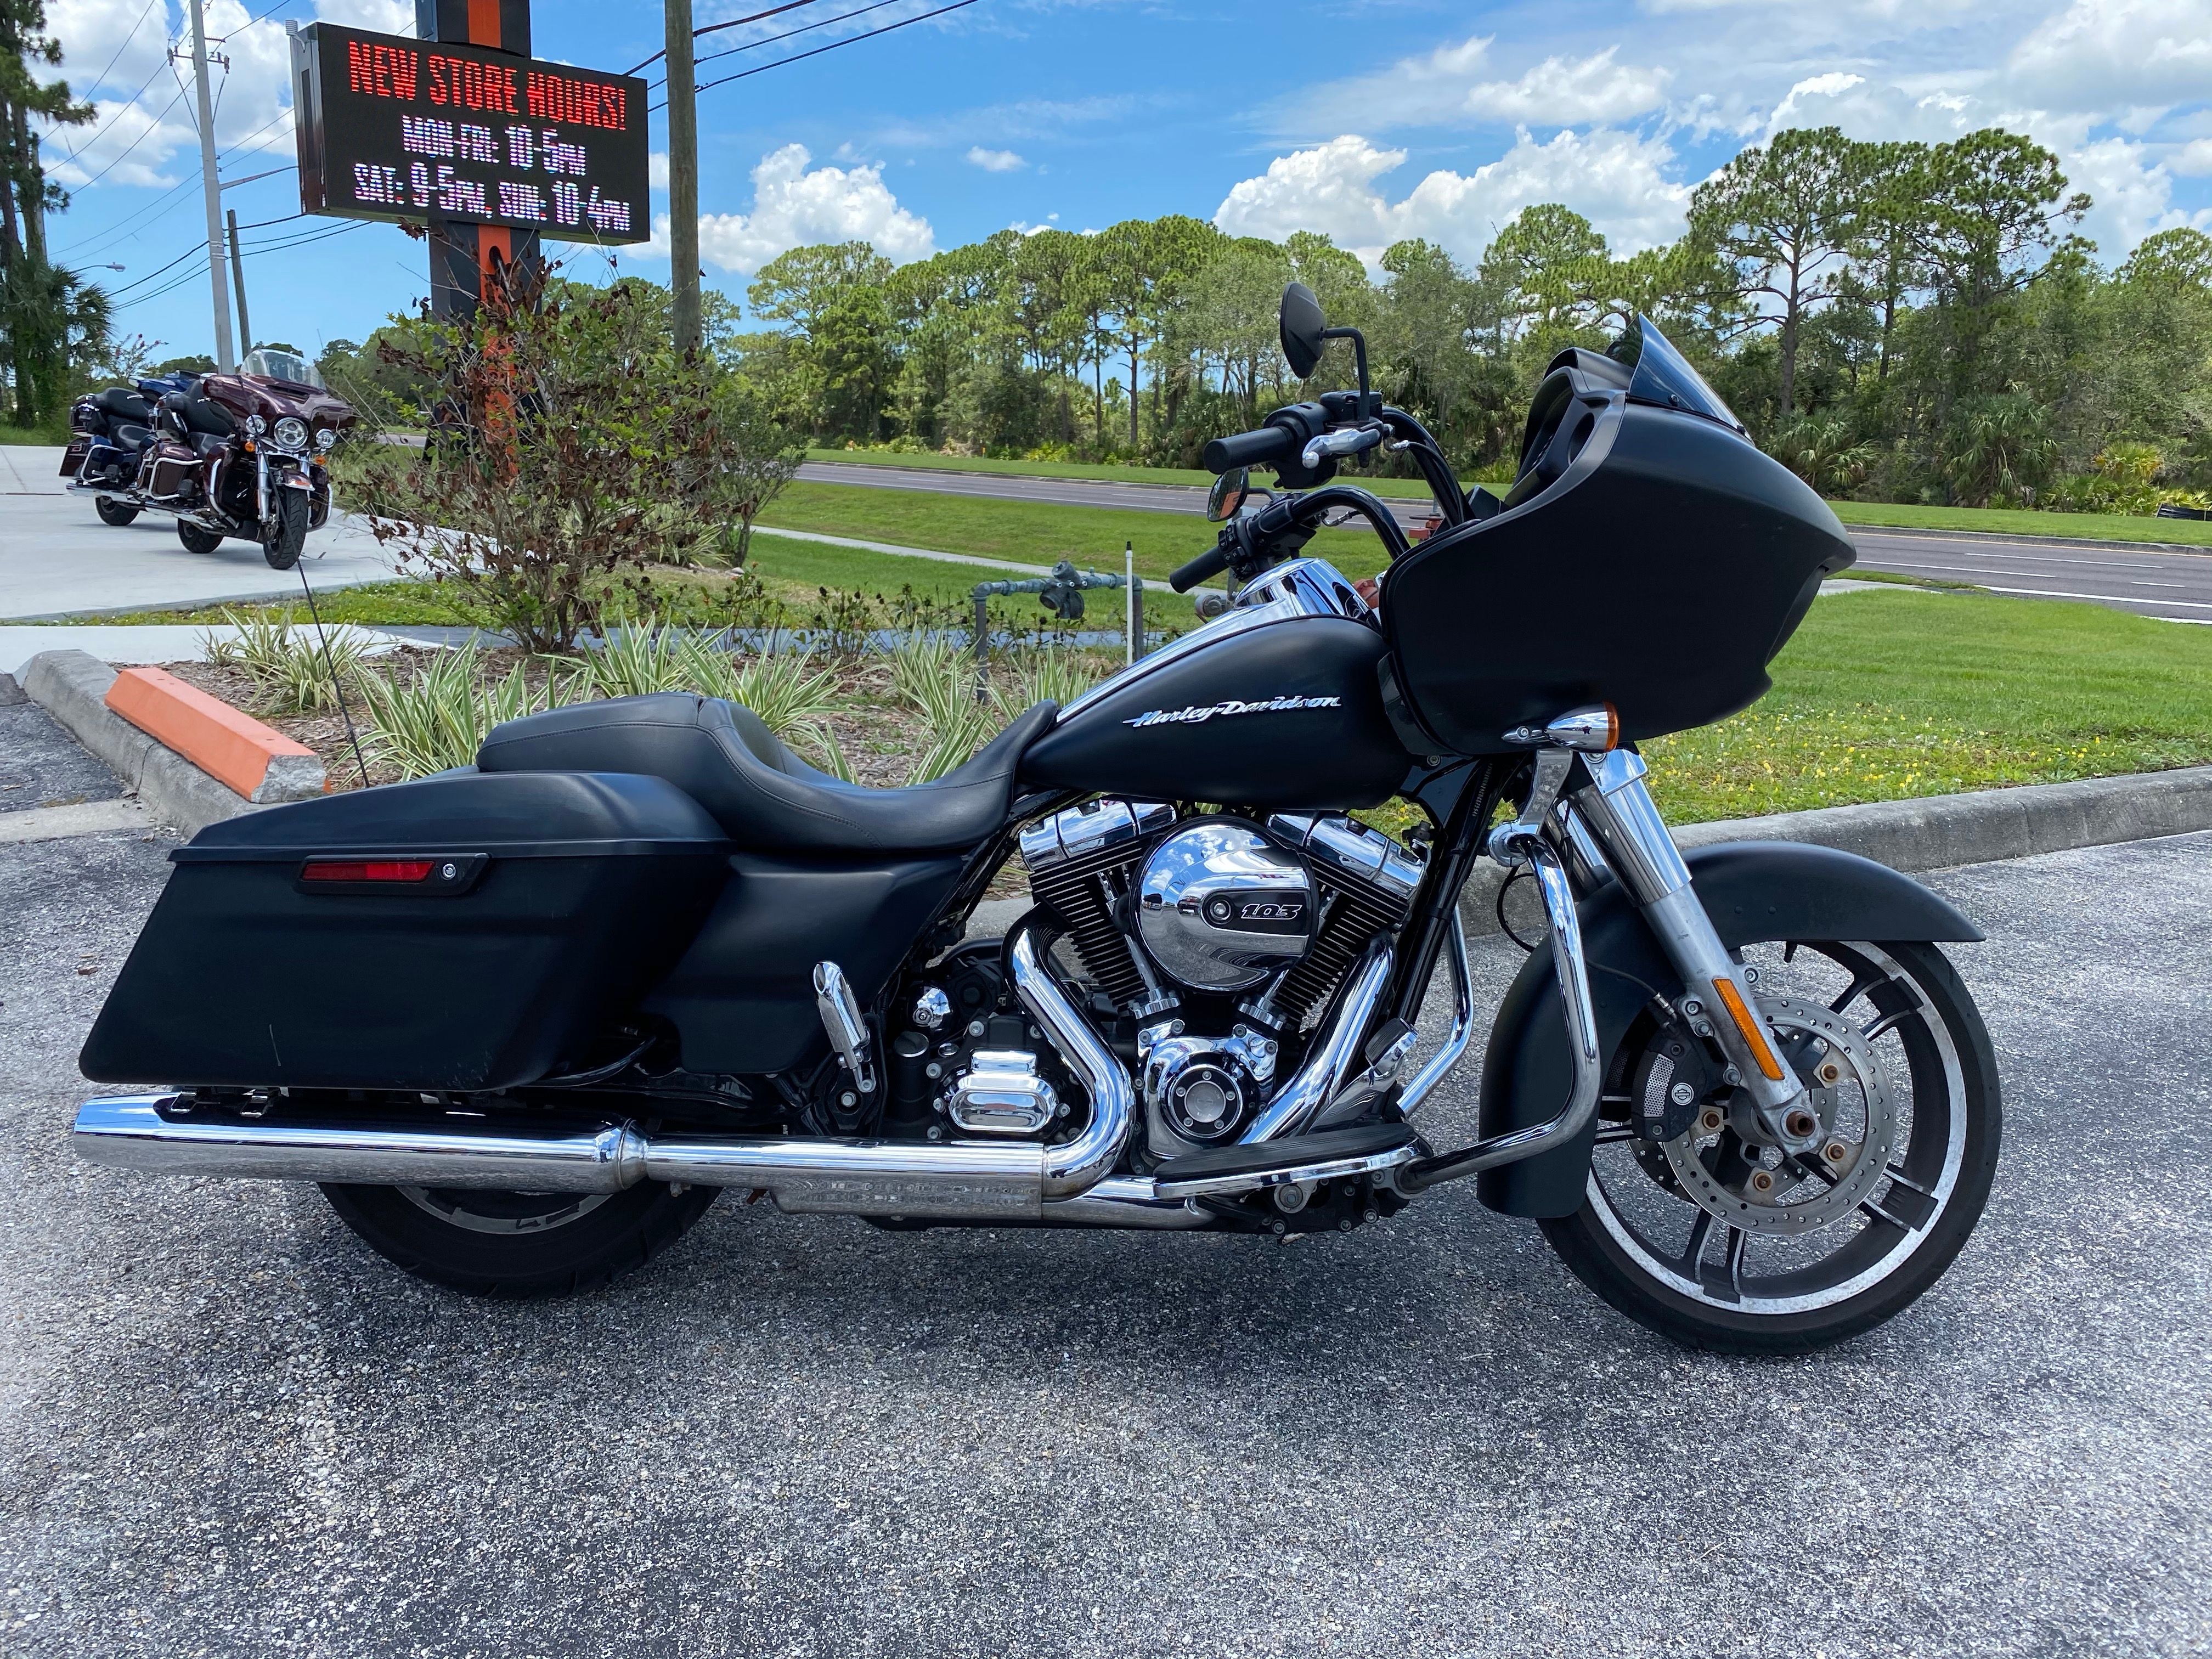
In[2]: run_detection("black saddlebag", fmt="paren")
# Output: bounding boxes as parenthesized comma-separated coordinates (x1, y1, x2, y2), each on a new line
(80, 771, 730, 1092)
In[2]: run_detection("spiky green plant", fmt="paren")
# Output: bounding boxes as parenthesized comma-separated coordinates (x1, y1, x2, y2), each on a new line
(889, 636, 996, 783)
(200, 607, 369, 715)
(355, 645, 556, 778)
(990, 648, 1107, 723)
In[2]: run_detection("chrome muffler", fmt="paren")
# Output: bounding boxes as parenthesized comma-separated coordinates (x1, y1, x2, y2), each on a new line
(71, 918, 1140, 1224)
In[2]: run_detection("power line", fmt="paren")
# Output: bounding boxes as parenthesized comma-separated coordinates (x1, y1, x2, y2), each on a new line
(62, 0, 164, 143)
(672, 0, 979, 106)
(69, 81, 190, 190)
(689, 0, 910, 72)
(56, 48, 176, 165)
(626, 0, 824, 74)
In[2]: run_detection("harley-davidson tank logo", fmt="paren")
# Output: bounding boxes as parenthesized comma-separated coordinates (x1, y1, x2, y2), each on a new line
(1123, 695, 1341, 729)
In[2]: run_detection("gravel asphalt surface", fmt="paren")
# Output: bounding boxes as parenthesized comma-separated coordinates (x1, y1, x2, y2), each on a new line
(798, 460, 2212, 624)
(3, 798, 2209, 1654)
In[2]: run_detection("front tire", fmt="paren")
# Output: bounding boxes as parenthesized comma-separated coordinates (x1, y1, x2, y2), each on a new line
(320, 1181, 721, 1297)
(95, 496, 139, 526)
(177, 520, 225, 554)
(1541, 939, 2001, 1355)
(263, 488, 309, 569)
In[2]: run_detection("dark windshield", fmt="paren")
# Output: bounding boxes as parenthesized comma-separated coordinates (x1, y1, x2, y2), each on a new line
(1611, 316, 1742, 432)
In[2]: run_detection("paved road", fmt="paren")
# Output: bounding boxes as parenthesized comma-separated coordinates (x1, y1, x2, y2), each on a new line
(1, 448, 398, 620)
(3, 707, 2207, 1652)
(801, 460, 2212, 624)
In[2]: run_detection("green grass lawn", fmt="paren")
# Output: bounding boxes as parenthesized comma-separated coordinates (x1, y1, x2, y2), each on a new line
(1, 422, 67, 447)
(807, 446, 1468, 499)
(812, 447, 2212, 549)
(1643, 587, 2212, 822)
(758, 481, 1387, 580)
(1829, 499, 2212, 548)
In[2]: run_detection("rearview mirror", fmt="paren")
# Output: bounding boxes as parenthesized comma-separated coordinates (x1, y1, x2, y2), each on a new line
(1206, 466, 1250, 522)
(1279, 283, 1327, 379)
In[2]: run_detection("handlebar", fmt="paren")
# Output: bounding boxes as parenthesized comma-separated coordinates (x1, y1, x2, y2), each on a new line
(1170, 544, 1232, 592)
(1202, 425, 1299, 474)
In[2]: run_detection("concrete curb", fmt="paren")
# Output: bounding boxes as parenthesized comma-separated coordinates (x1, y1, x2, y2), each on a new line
(1459, 763, 2212, 937)
(21, 650, 257, 836)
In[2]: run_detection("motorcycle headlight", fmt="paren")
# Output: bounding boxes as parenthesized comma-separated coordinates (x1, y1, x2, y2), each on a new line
(246, 414, 267, 435)
(272, 416, 309, 450)
(315, 426, 337, 450)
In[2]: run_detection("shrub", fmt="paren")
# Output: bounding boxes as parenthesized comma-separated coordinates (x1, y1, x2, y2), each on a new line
(348, 268, 802, 651)
(201, 608, 368, 715)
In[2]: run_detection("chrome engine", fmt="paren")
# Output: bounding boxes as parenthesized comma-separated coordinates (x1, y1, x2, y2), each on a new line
(1018, 799, 1425, 1156)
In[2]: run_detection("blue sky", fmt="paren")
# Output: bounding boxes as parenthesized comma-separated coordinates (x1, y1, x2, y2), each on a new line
(36, 0, 2212, 364)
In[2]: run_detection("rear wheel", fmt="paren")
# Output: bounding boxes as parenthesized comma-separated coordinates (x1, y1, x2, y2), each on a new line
(1540, 939, 2000, 1355)
(263, 488, 309, 569)
(320, 1181, 721, 1297)
(177, 520, 225, 554)
(95, 496, 139, 527)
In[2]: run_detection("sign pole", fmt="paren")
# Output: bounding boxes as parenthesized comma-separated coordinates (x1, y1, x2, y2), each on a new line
(188, 0, 235, 372)
(414, 0, 542, 319)
(664, 0, 700, 354)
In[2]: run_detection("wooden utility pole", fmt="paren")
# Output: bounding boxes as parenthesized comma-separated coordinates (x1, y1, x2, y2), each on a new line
(187, 0, 235, 372)
(227, 208, 251, 356)
(664, 0, 701, 355)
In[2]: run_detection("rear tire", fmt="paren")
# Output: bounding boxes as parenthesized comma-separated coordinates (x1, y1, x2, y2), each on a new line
(263, 488, 308, 569)
(95, 496, 139, 527)
(177, 521, 225, 554)
(320, 1181, 721, 1297)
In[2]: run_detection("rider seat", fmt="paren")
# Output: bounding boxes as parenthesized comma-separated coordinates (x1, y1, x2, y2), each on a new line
(476, 691, 1057, 855)
(92, 387, 151, 423)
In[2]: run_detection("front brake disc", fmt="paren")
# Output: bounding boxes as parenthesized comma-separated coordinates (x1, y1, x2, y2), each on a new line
(1661, 995, 1899, 1236)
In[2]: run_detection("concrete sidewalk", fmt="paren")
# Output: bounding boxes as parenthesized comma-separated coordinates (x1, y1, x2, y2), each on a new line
(1, 446, 404, 620)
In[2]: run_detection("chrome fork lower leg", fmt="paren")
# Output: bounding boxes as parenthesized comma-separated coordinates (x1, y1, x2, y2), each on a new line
(1397, 828, 1600, 1192)
(1571, 748, 1816, 1151)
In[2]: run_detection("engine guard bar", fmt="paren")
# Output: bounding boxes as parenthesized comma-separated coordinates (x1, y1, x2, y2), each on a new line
(1396, 833, 1601, 1194)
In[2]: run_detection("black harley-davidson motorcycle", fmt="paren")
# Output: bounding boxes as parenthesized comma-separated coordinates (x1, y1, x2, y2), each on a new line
(71, 290, 2000, 1353)
(59, 367, 202, 523)
(59, 348, 354, 569)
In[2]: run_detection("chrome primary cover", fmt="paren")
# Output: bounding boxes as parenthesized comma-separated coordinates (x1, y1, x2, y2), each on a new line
(1135, 818, 1315, 992)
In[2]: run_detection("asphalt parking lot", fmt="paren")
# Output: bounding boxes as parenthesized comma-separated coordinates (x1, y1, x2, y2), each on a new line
(2, 782, 2208, 1652)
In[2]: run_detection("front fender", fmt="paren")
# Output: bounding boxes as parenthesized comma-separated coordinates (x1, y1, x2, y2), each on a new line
(1471, 840, 1980, 1219)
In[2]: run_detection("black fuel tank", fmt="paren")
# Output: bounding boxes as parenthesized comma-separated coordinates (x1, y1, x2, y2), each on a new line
(1019, 615, 1409, 810)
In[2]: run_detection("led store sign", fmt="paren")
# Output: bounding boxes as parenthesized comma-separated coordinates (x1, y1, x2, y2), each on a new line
(292, 22, 649, 243)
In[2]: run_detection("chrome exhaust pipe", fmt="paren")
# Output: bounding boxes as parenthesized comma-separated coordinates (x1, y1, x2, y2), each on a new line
(71, 919, 1142, 1223)
(71, 1094, 1056, 1218)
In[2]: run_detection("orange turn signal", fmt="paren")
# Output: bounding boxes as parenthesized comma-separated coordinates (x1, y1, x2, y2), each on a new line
(1712, 977, 1785, 1082)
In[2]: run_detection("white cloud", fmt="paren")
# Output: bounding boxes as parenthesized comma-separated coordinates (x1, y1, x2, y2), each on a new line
(1287, 34, 1668, 134)
(2174, 138, 2212, 176)
(1213, 128, 1689, 268)
(2008, 0, 2212, 112)
(42, 0, 400, 191)
(966, 145, 1026, 172)
(1464, 47, 1671, 126)
(2064, 134, 2186, 250)
(693, 144, 934, 275)
(650, 151, 669, 191)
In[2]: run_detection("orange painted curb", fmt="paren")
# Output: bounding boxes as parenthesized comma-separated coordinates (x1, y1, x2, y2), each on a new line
(105, 667, 316, 802)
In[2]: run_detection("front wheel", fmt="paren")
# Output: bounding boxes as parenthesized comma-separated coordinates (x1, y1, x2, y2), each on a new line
(321, 1181, 721, 1297)
(1541, 938, 2000, 1355)
(263, 487, 309, 569)
(95, 496, 139, 527)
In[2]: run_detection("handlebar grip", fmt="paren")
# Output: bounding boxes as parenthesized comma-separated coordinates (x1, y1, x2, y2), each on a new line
(1203, 425, 1297, 473)
(1170, 545, 1231, 593)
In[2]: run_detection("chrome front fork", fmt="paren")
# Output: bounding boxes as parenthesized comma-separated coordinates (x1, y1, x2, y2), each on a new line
(1565, 749, 1818, 1151)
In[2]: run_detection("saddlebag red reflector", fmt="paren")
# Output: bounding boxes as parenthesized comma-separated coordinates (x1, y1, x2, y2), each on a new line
(301, 859, 435, 883)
